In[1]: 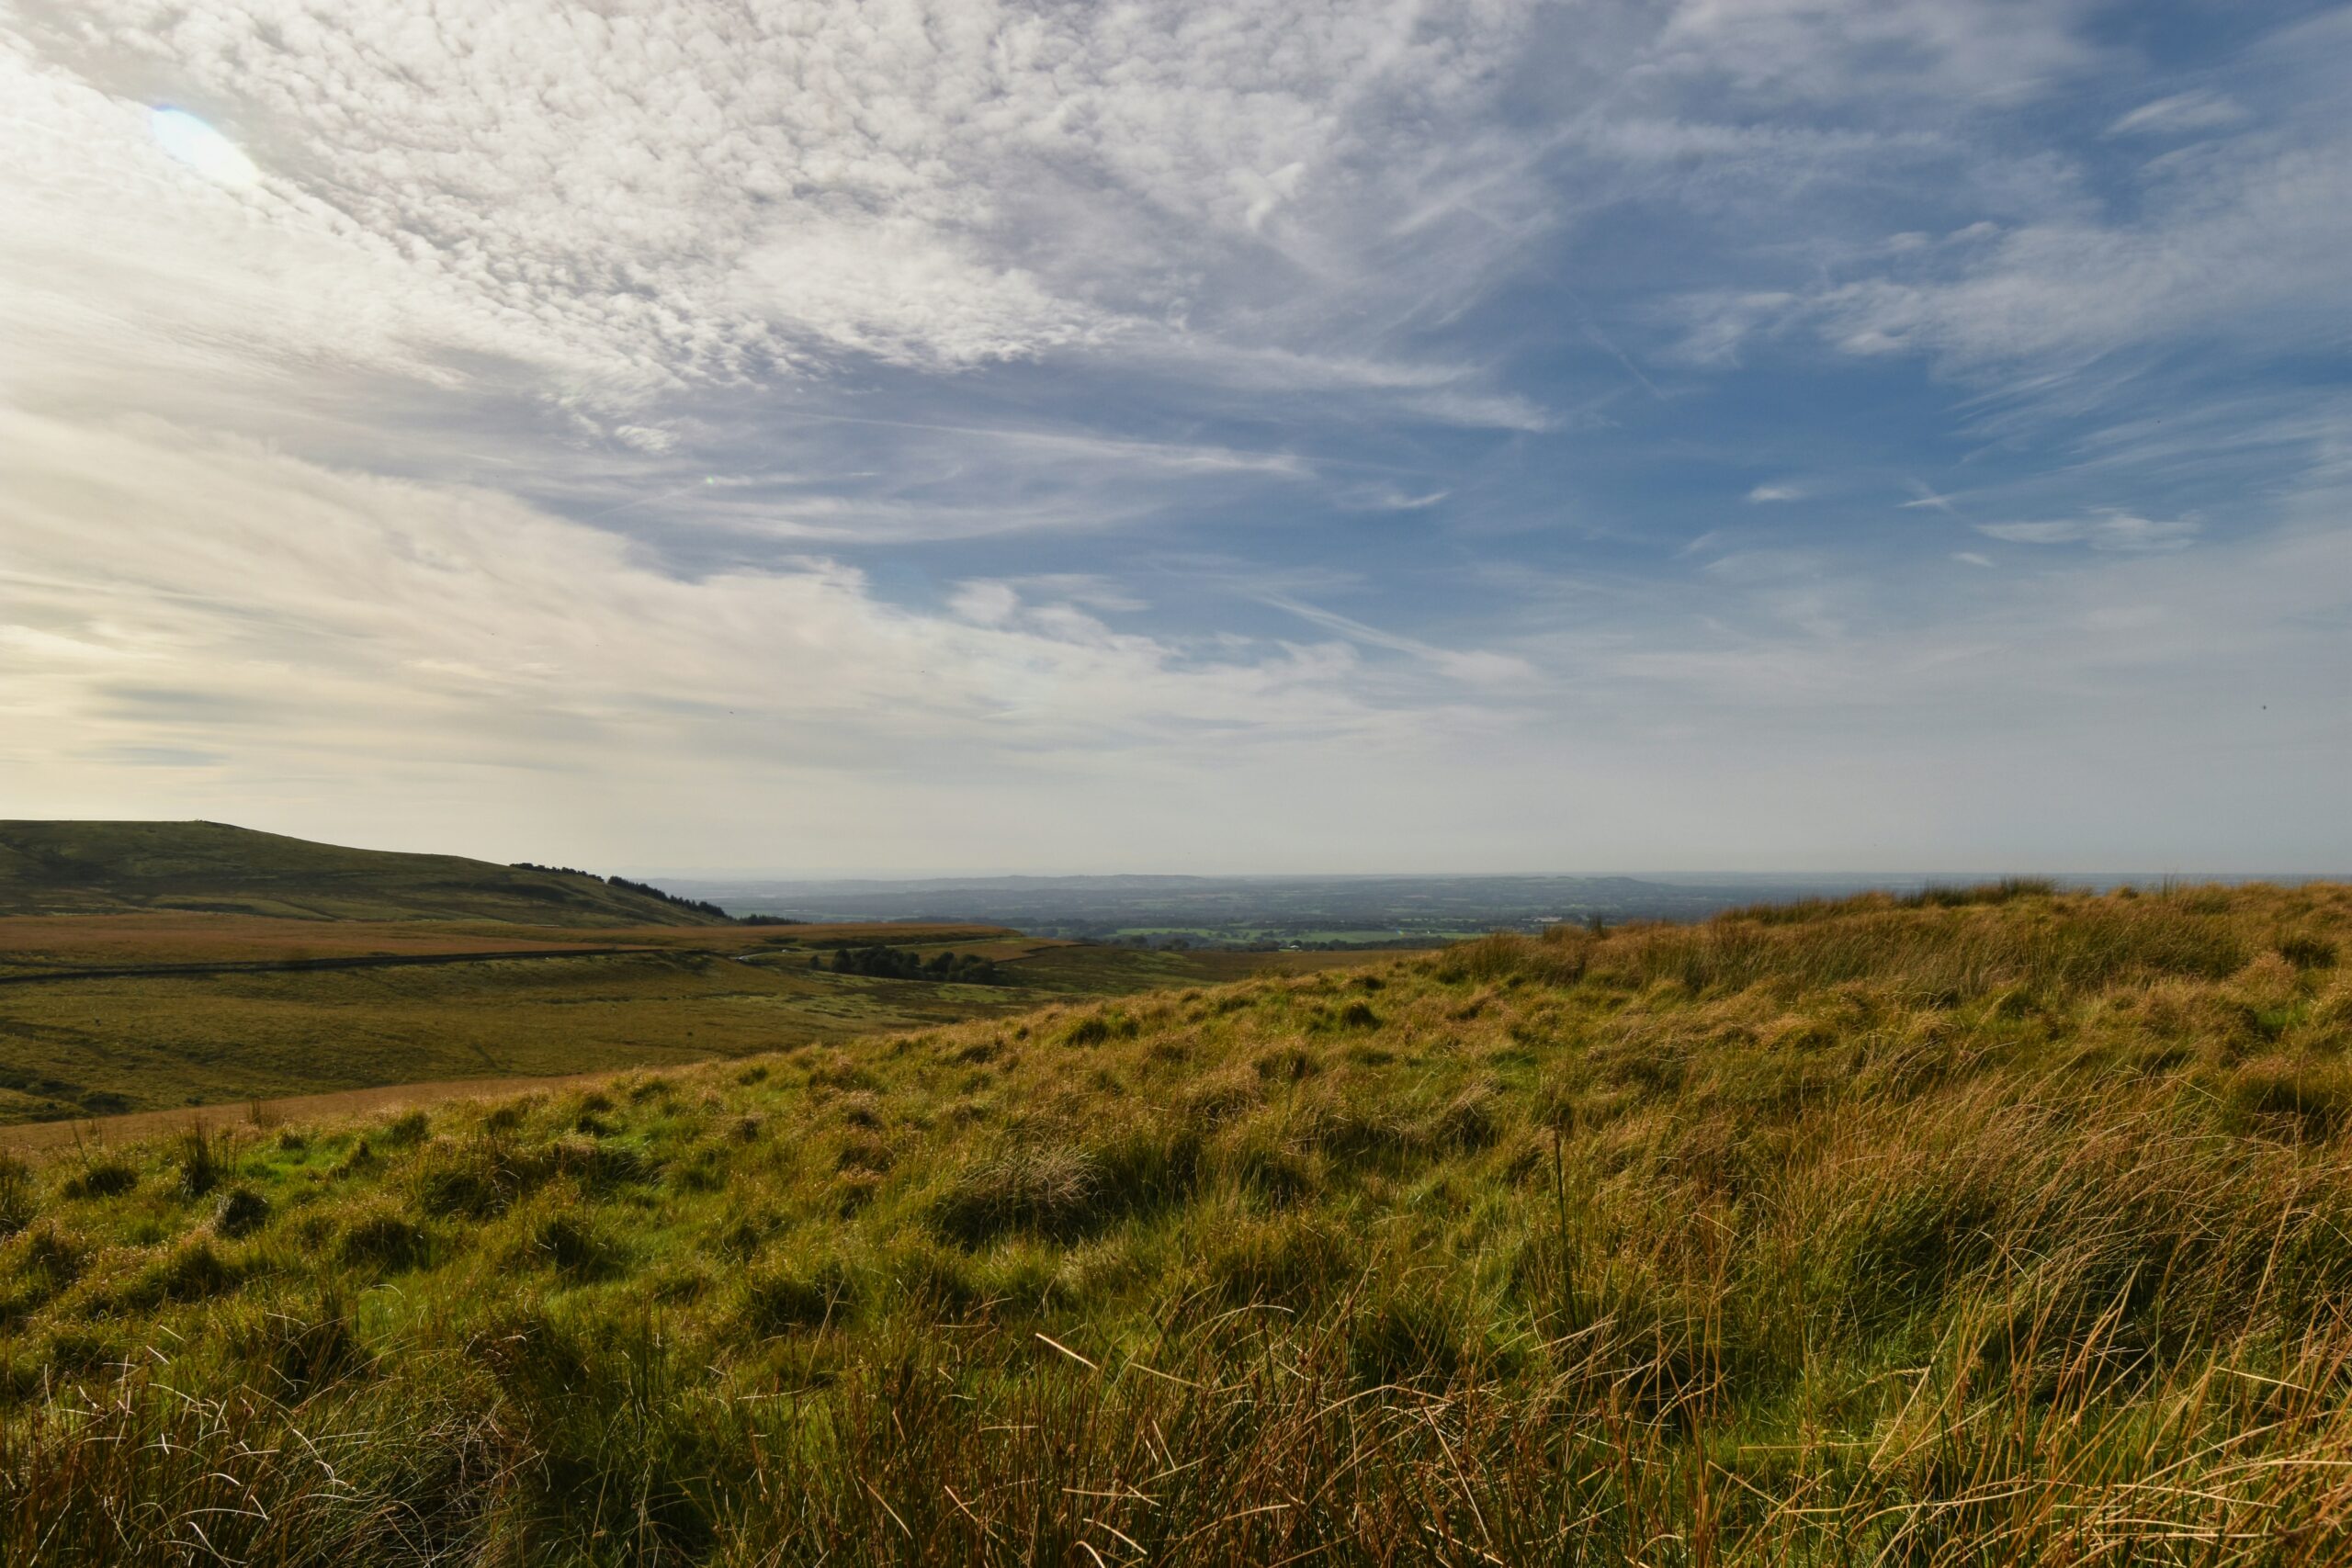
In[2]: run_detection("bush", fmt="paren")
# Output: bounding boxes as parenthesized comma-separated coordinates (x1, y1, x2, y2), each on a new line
(337, 1206, 432, 1273)
(229, 1289, 368, 1395)
(2280, 934, 2339, 971)
(211, 1185, 271, 1238)
(172, 1125, 230, 1198)
(519, 1207, 622, 1280)
(413, 1134, 551, 1219)
(62, 1155, 139, 1201)
(380, 1110, 431, 1146)
(741, 1255, 859, 1334)
(931, 1143, 1102, 1245)
(134, 1238, 237, 1306)
(1349, 1290, 1469, 1391)
(2228, 1056, 2352, 1139)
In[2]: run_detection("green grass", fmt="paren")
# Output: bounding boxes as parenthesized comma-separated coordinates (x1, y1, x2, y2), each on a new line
(0, 820, 726, 925)
(3, 883, 2350, 1562)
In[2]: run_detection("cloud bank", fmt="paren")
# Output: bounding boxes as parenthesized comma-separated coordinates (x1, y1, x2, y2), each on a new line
(2, 0, 2345, 872)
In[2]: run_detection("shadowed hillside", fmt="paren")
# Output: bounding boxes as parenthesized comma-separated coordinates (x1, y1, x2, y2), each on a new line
(3, 881, 2349, 1562)
(0, 821, 729, 926)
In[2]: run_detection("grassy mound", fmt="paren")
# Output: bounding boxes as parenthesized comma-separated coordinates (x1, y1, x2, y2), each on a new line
(0, 820, 729, 925)
(3, 882, 2349, 1563)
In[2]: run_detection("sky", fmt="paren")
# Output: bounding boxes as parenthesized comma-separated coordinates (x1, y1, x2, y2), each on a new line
(2, 0, 2346, 876)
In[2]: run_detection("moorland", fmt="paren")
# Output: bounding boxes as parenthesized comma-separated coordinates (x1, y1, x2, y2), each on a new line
(3, 878, 2348, 1563)
(0, 824, 1368, 1128)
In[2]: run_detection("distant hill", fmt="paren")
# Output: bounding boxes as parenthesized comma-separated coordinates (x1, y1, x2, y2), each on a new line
(0, 821, 729, 926)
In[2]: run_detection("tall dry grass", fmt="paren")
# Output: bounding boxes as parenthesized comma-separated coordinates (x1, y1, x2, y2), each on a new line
(3, 881, 2349, 1563)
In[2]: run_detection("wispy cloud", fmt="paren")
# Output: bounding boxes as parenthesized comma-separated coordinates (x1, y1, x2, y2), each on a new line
(2, 0, 2345, 870)
(1976, 512, 2199, 553)
(2107, 90, 2248, 138)
(1260, 596, 1536, 687)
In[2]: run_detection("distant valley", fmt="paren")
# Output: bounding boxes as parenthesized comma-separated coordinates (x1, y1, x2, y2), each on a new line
(664, 870, 2153, 948)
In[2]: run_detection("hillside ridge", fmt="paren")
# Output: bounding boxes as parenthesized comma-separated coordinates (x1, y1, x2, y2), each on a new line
(0, 819, 730, 927)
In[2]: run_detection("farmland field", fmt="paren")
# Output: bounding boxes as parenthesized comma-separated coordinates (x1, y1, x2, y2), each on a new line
(0, 914, 1380, 1127)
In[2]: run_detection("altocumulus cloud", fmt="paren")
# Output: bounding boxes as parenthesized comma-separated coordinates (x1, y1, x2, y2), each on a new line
(0, 0, 2346, 872)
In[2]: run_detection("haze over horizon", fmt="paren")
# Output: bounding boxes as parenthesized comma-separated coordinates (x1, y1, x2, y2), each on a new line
(6, 2, 2346, 875)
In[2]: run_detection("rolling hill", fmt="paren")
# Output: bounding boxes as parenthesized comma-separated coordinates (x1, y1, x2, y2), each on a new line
(0, 820, 729, 926)
(3, 880, 2346, 1562)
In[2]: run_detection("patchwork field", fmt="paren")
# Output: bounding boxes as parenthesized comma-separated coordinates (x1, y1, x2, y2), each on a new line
(3, 882, 2346, 1563)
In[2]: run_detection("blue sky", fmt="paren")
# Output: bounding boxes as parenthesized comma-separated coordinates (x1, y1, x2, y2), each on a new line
(1, 0, 2346, 874)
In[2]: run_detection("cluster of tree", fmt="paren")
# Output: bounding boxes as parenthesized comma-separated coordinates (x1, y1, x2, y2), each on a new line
(510, 863, 736, 922)
(814, 945, 1005, 985)
(605, 875, 732, 921)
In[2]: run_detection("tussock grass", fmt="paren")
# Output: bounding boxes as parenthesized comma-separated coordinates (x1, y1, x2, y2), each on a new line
(5, 882, 2352, 1563)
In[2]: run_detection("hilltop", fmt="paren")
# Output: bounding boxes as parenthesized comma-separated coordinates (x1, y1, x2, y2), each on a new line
(3, 880, 2348, 1562)
(0, 821, 729, 927)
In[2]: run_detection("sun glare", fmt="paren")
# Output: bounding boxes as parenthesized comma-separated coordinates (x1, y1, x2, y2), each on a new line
(149, 107, 261, 187)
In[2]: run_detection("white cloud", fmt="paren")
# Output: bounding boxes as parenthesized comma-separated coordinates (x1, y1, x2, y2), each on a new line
(1808, 131, 2351, 375)
(2108, 90, 2247, 138)
(1976, 512, 2199, 552)
(1747, 483, 1803, 502)
(0, 0, 1548, 416)
(0, 409, 1417, 766)
(1260, 596, 1536, 687)
(1654, 0, 2102, 104)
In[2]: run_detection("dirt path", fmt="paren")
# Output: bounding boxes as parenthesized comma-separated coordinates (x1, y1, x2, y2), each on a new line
(0, 1071, 617, 1154)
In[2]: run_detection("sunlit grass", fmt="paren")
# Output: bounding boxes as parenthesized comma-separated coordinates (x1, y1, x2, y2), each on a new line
(3, 881, 2348, 1562)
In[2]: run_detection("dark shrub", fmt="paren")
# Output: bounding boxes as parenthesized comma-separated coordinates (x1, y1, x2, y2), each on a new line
(380, 1110, 430, 1146)
(338, 1207, 432, 1273)
(234, 1289, 368, 1396)
(933, 1122, 1197, 1246)
(1350, 1292, 1467, 1391)
(1430, 1086, 1501, 1153)
(2228, 1058, 2351, 1140)
(2280, 934, 2339, 971)
(12, 1222, 86, 1304)
(413, 1134, 551, 1219)
(549, 1134, 651, 1191)
(1254, 1046, 1318, 1083)
(172, 1126, 229, 1198)
(211, 1185, 270, 1238)
(741, 1256, 858, 1334)
(62, 1156, 139, 1201)
(525, 1208, 621, 1280)
(931, 1143, 1101, 1246)
(1062, 1015, 1114, 1046)
(123, 1238, 237, 1309)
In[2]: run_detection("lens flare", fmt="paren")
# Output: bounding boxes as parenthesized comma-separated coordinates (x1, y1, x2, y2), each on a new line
(150, 107, 261, 187)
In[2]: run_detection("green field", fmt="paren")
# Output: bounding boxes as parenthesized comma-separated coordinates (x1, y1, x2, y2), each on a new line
(0, 821, 1394, 1125)
(4, 882, 2348, 1562)
(0, 925, 1376, 1126)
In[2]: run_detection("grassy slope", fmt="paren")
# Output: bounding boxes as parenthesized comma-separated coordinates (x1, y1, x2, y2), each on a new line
(3, 884, 2350, 1562)
(0, 820, 726, 926)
